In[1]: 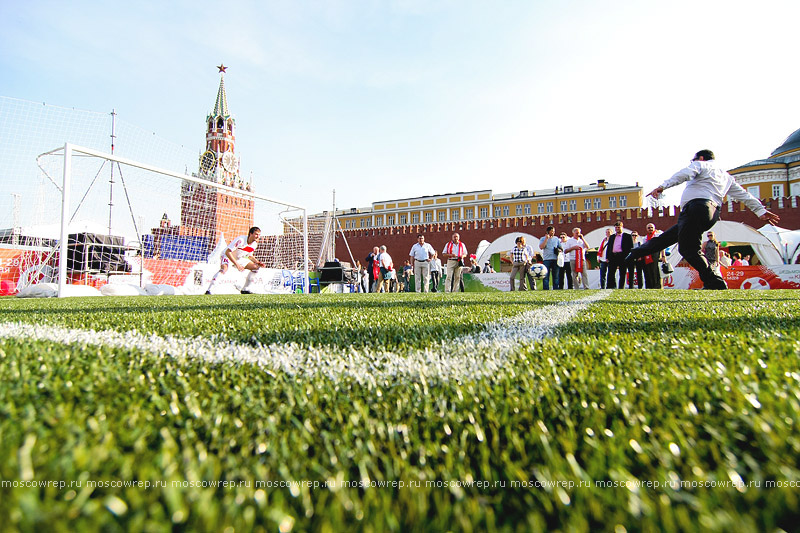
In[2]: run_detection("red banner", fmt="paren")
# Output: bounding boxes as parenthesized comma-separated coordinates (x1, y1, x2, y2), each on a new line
(672, 265, 800, 290)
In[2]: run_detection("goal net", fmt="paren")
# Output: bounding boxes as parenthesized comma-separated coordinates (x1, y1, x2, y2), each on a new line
(1, 96, 327, 297)
(27, 143, 310, 296)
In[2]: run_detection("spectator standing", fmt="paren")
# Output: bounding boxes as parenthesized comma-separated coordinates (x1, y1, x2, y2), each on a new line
(642, 223, 666, 289)
(376, 245, 394, 293)
(509, 236, 531, 291)
(731, 252, 743, 266)
(482, 262, 495, 273)
(742, 254, 751, 266)
(565, 227, 589, 290)
(628, 231, 644, 289)
(558, 232, 573, 289)
(720, 249, 732, 267)
(430, 252, 442, 292)
(360, 261, 369, 293)
(702, 231, 721, 277)
(597, 228, 612, 289)
(365, 246, 379, 293)
(409, 234, 435, 293)
(442, 233, 468, 293)
(539, 226, 562, 290)
(606, 221, 633, 289)
(524, 241, 539, 290)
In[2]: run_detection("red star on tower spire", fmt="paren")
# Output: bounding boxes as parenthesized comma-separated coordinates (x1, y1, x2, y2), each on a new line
(217, 64, 227, 74)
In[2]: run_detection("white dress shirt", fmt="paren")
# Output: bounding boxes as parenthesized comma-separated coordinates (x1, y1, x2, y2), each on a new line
(378, 252, 393, 269)
(565, 237, 586, 262)
(660, 160, 766, 216)
(525, 244, 536, 262)
(409, 242, 435, 261)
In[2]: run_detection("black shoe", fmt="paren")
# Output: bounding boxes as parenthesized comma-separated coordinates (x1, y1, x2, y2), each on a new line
(204, 290, 211, 295)
(240, 289, 254, 294)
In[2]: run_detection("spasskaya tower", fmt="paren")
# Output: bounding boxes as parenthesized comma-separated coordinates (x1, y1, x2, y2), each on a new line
(180, 64, 254, 246)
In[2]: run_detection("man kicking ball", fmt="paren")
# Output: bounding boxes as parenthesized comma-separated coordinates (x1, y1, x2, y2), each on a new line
(206, 226, 266, 294)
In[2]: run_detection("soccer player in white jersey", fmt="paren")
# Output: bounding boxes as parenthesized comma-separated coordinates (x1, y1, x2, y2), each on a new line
(205, 226, 266, 294)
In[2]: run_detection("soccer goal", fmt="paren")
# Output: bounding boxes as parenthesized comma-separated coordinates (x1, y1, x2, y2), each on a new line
(26, 143, 310, 296)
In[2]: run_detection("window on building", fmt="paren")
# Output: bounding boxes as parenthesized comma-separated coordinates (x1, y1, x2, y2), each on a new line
(569, 199, 577, 211)
(399, 214, 407, 225)
(412, 213, 420, 223)
(584, 198, 592, 210)
(594, 197, 602, 209)
(502, 205, 510, 217)
(747, 186, 760, 198)
(546, 202, 554, 213)
(619, 195, 627, 207)
(387, 215, 395, 225)
(465, 208, 474, 219)
(560, 200, 568, 212)
(525, 203, 531, 215)
(609, 196, 617, 208)
(494, 206, 502, 217)
(772, 184, 785, 198)
(425, 212, 432, 222)
(480, 207, 488, 218)
(516, 205, 523, 215)
(438, 211, 446, 222)
(451, 209, 460, 221)
(538, 203, 545, 214)
(376, 216, 384, 226)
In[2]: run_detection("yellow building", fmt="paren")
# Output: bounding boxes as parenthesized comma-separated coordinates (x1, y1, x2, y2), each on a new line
(331, 180, 643, 230)
(729, 127, 800, 199)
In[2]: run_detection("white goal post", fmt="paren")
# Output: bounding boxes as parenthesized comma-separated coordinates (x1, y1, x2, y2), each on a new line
(35, 143, 310, 296)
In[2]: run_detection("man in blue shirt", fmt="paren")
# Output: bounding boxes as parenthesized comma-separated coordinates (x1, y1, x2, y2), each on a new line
(538, 226, 562, 290)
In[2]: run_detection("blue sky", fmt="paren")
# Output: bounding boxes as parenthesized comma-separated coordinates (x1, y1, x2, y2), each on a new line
(2, 0, 799, 218)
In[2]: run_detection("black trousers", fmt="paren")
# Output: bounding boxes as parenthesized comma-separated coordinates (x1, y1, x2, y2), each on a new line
(631, 198, 724, 289)
(628, 261, 644, 289)
(607, 253, 628, 289)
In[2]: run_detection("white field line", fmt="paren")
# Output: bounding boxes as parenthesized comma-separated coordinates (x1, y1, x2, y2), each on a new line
(0, 292, 610, 383)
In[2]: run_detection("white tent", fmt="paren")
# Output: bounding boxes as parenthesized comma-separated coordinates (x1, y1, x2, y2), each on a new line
(473, 239, 491, 263)
(756, 225, 800, 264)
(678, 220, 781, 266)
(475, 232, 540, 266)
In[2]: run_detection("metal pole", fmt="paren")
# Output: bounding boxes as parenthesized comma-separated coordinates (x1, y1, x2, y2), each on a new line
(108, 110, 116, 235)
(303, 208, 309, 294)
(57, 143, 73, 297)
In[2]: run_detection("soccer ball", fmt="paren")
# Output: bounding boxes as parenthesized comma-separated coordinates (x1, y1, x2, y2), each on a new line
(740, 277, 769, 290)
(529, 263, 548, 279)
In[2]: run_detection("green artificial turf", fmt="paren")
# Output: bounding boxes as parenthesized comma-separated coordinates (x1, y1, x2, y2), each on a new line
(1, 290, 799, 532)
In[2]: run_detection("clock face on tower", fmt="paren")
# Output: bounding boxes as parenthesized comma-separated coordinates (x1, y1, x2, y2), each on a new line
(200, 151, 217, 174)
(222, 151, 237, 173)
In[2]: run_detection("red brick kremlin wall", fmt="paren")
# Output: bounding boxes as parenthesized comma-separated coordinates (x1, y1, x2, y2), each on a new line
(336, 197, 800, 264)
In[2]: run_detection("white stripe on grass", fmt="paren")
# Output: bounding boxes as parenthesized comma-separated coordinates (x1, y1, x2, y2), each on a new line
(0, 291, 609, 383)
